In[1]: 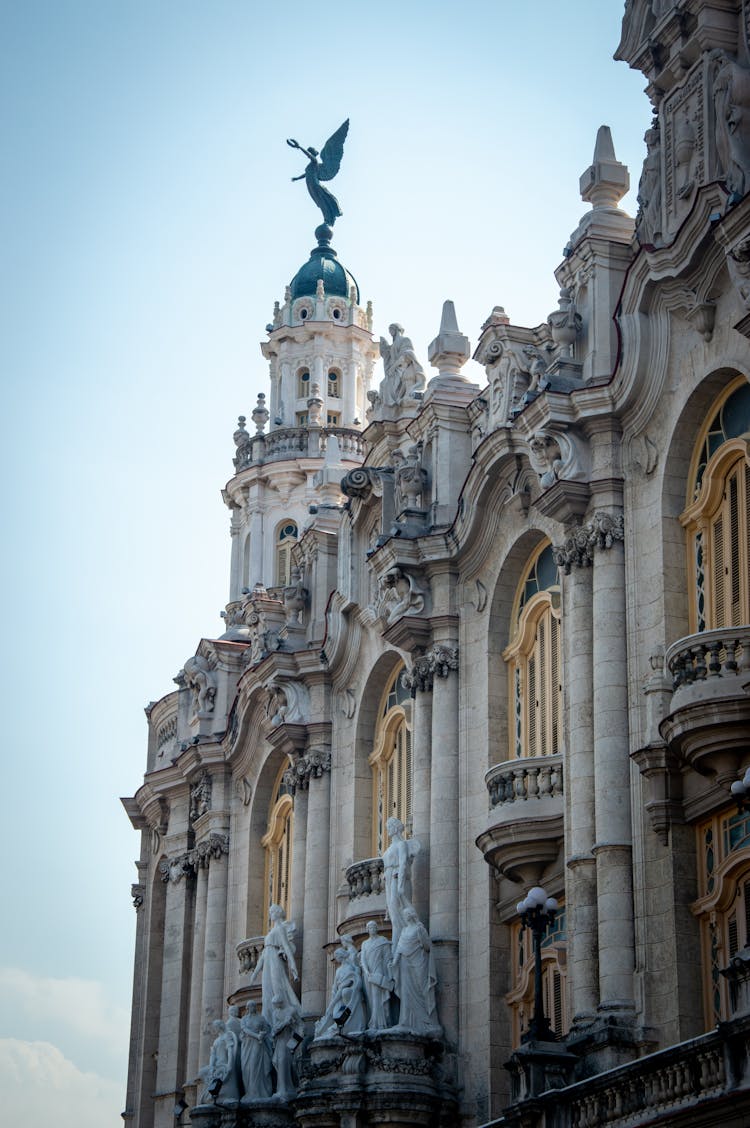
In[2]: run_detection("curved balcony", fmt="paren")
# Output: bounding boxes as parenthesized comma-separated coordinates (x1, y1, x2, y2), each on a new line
(477, 754, 564, 886)
(661, 627, 750, 786)
(486, 756, 564, 808)
(236, 935, 264, 976)
(338, 857, 387, 942)
(345, 856, 384, 899)
(234, 425, 366, 472)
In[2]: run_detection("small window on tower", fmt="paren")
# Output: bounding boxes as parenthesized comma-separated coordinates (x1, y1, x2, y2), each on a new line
(327, 412, 340, 427)
(297, 368, 310, 398)
(296, 412, 308, 426)
(327, 369, 340, 398)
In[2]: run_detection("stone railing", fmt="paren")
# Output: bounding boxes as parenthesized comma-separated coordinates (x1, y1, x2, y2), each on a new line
(493, 1014, 750, 1128)
(667, 626, 750, 691)
(345, 857, 384, 899)
(568, 1032, 728, 1128)
(236, 935, 264, 975)
(235, 425, 366, 471)
(485, 754, 564, 808)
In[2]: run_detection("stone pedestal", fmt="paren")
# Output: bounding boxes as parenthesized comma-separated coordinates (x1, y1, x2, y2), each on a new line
(295, 1030, 455, 1127)
(504, 1038, 578, 1103)
(190, 1100, 295, 1128)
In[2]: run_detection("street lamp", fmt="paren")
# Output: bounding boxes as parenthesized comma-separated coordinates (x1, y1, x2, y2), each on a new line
(731, 765, 750, 812)
(517, 885, 559, 1042)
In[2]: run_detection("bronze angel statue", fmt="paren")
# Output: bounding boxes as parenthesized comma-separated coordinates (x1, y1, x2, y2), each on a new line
(287, 120, 349, 227)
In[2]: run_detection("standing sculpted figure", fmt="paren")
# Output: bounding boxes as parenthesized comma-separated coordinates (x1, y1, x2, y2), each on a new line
(249, 904, 300, 1024)
(378, 324, 426, 406)
(360, 920, 395, 1029)
(287, 120, 349, 228)
(270, 994, 304, 1101)
(240, 1001, 272, 1101)
(314, 947, 368, 1039)
(198, 1019, 241, 1105)
(381, 816, 420, 951)
(392, 905, 440, 1035)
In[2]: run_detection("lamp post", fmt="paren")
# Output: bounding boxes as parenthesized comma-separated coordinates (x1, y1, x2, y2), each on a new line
(517, 885, 559, 1042)
(731, 765, 750, 813)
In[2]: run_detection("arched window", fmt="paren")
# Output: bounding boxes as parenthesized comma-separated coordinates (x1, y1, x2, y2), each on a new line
(327, 368, 341, 398)
(694, 806, 750, 1025)
(297, 367, 311, 398)
(261, 765, 294, 929)
(370, 665, 412, 855)
(503, 543, 562, 759)
(681, 379, 750, 632)
(506, 905, 568, 1046)
(275, 521, 298, 587)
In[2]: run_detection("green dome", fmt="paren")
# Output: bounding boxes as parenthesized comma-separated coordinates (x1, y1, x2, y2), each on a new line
(289, 226, 360, 303)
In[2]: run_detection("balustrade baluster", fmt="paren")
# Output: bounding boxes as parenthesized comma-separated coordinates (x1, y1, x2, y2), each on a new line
(527, 767, 539, 799)
(707, 640, 722, 677)
(725, 637, 739, 674)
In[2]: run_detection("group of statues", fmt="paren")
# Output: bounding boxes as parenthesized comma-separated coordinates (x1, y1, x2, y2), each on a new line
(197, 818, 439, 1108)
(315, 816, 440, 1040)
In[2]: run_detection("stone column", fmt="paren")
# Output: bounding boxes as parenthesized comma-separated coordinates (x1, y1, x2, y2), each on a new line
(154, 866, 194, 1128)
(403, 655, 433, 926)
(428, 643, 460, 1045)
(186, 863, 209, 1085)
(198, 835, 230, 1069)
(247, 508, 264, 588)
(557, 553, 599, 1023)
(229, 514, 242, 602)
(301, 750, 332, 1017)
(591, 512, 635, 1014)
(342, 360, 354, 426)
(289, 780, 309, 976)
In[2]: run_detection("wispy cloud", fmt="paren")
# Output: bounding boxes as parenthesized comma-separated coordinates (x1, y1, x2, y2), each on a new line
(0, 967, 129, 1076)
(0, 1039, 123, 1126)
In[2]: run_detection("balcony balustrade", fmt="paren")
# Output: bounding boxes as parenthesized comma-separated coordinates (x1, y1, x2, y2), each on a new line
(345, 856, 384, 899)
(667, 626, 750, 699)
(485, 755, 564, 808)
(235, 425, 366, 472)
(236, 935, 264, 975)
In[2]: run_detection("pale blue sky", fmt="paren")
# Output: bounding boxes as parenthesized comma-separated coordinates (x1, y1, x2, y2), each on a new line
(0, 1, 647, 1121)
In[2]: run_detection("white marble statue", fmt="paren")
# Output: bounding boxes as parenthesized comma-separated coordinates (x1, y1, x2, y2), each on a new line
(198, 1018, 241, 1105)
(381, 816, 420, 950)
(378, 323, 425, 406)
(392, 906, 440, 1036)
(249, 904, 300, 1024)
(240, 1001, 272, 1101)
(360, 920, 394, 1030)
(314, 947, 367, 1039)
(270, 994, 303, 1101)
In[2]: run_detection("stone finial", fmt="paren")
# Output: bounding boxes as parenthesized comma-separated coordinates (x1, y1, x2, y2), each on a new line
(427, 300, 471, 376)
(580, 125, 629, 209)
(251, 394, 269, 435)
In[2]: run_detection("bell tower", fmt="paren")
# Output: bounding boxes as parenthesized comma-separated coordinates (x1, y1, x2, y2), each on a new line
(223, 223, 379, 602)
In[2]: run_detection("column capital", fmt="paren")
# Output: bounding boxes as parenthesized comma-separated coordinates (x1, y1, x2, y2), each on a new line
(283, 747, 331, 794)
(158, 831, 230, 883)
(403, 644, 459, 696)
(553, 510, 624, 574)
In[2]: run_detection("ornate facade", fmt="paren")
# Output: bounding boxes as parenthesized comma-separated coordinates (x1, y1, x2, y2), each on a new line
(123, 4, 750, 1125)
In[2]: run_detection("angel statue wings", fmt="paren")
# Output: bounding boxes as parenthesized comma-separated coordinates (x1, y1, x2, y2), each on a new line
(287, 119, 349, 228)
